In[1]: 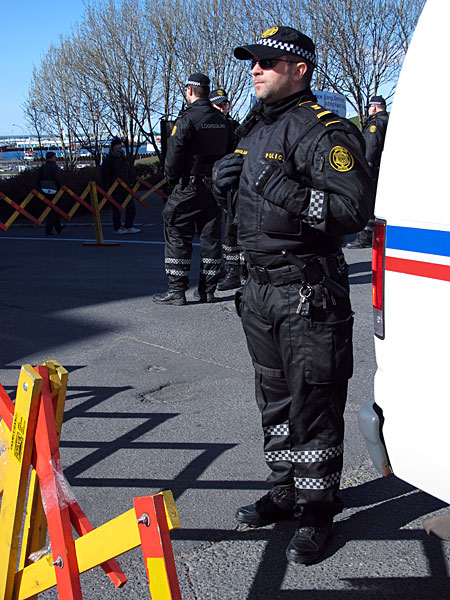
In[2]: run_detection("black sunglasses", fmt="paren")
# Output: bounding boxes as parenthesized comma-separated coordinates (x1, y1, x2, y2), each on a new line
(250, 57, 300, 70)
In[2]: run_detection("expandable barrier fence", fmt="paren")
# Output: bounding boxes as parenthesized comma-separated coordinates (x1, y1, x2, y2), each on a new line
(0, 177, 168, 245)
(0, 361, 182, 599)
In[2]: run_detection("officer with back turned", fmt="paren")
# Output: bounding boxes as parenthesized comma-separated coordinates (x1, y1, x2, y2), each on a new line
(212, 26, 374, 564)
(153, 73, 234, 305)
(347, 95, 389, 248)
(209, 88, 243, 291)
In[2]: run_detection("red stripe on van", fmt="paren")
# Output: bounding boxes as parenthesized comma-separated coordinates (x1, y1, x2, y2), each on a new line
(386, 256, 450, 282)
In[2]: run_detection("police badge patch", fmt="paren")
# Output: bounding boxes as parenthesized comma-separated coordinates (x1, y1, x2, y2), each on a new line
(370, 125, 377, 132)
(261, 27, 278, 38)
(329, 146, 354, 172)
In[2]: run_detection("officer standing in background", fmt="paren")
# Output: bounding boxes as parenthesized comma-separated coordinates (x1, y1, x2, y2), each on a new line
(209, 88, 242, 291)
(212, 27, 374, 564)
(153, 73, 233, 305)
(347, 95, 389, 248)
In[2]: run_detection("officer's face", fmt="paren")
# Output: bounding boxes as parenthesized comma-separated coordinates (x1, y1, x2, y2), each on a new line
(213, 101, 229, 116)
(251, 55, 307, 104)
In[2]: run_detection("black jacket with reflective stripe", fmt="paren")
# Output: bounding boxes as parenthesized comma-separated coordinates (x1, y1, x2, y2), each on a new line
(165, 99, 233, 184)
(234, 90, 375, 260)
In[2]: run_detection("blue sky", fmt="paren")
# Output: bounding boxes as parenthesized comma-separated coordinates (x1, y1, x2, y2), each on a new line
(0, 0, 87, 135)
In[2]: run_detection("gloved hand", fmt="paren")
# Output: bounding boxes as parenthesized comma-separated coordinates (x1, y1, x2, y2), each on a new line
(212, 153, 244, 193)
(249, 159, 309, 216)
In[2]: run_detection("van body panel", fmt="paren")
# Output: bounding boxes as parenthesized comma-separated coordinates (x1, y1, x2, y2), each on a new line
(364, 0, 450, 503)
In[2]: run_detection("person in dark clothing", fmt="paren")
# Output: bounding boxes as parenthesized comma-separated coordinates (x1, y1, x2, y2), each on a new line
(37, 151, 64, 236)
(153, 73, 234, 306)
(101, 138, 140, 235)
(212, 26, 374, 564)
(347, 95, 389, 248)
(209, 88, 243, 292)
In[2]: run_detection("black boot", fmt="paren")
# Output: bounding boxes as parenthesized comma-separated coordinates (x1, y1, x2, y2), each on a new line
(153, 290, 186, 306)
(286, 512, 334, 564)
(235, 486, 296, 528)
(197, 292, 216, 303)
(217, 265, 241, 291)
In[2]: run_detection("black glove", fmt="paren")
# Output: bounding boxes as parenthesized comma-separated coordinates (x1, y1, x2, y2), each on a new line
(250, 159, 309, 216)
(212, 153, 244, 193)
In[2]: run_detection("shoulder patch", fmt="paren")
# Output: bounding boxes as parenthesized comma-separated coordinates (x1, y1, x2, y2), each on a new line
(171, 125, 177, 136)
(370, 125, 377, 133)
(329, 146, 354, 172)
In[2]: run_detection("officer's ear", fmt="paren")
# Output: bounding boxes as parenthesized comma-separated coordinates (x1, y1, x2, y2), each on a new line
(294, 61, 309, 82)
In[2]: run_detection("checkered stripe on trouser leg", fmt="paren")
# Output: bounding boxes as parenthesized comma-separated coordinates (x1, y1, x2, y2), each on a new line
(265, 443, 343, 464)
(263, 422, 289, 436)
(223, 244, 241, 263)
(200, 257, 222, 276)
(165, 257, 190, 277)
(294, 471, 341, 490)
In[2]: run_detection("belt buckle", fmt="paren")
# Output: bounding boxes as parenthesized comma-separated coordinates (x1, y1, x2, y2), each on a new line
(255, 266, 269, 284)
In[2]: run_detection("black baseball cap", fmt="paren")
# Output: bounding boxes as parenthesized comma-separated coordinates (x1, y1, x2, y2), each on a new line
(186, 73, 210, 87)
(209, 89, 229, 104)
(234, 26, 316, 66)
(109, 137, 123, 148)
(45, 151, 56, 160)
(368, 96, 386, 107)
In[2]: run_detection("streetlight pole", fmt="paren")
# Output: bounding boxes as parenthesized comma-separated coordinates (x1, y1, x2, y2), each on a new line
(11, 124, 27, 157)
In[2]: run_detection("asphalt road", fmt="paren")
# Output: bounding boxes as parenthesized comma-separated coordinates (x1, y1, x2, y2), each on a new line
(0, 197, 448, 599)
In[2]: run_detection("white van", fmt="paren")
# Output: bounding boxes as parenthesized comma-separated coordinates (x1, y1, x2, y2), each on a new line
(358, 0, 450, 505)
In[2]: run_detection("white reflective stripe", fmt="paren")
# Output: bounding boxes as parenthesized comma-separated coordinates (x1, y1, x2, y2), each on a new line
(265, 444, 343, 464)
(165, 258, 190, 264)
(294, 472, 341, 490)
(201, 258, 222, 264)
(166, 269, 188, 276)
(264, 423, 289, 436)
(200, 269, 219, 275)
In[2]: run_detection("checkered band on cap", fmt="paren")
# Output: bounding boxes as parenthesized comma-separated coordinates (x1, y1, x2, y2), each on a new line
(187, 80, 203, 86)
(256, 38, 316, 66)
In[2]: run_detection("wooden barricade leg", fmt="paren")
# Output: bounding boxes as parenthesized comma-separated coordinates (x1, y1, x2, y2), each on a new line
(83, 182, 119, 247)
(134, 494, 182, 600)
(33, 366, 83, 600)
(0, 366, 42, 600)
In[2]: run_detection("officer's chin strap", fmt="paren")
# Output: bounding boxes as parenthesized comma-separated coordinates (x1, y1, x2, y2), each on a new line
(281, 249, 348, 298)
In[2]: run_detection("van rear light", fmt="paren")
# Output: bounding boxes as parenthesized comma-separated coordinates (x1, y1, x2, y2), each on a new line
(372, 219, 386, 339)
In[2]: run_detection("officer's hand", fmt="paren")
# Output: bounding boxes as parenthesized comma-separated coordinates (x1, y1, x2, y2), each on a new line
(212, 153, 244, 193)
(250, 159, 291, 196)
(250, 159, 309, 216)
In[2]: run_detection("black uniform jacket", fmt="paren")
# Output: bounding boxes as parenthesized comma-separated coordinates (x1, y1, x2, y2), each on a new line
(165, 99, 233, 185)
(362, 110, 389, 171)
(37, 161, 61, 192)
(101, 153, 132, 190)
(234, 89, 375, 258)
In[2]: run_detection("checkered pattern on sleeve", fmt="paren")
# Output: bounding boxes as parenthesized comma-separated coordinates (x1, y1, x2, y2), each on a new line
(256, 39, 316, 66)
(304, 189, 325, 225)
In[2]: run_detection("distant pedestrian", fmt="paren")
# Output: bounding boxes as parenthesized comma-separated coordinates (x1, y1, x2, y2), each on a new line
(37, 151, 64, 236)
(101, 138, 140, 235)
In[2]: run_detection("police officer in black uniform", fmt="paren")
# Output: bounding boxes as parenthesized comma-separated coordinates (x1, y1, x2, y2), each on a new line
(209, 88, 242, 291)
(153, 73, 233, 305)
(347, 95, 389, 248)
(212, 27, 374, 564)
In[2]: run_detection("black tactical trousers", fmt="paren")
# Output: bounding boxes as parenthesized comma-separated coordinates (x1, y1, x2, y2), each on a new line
(222, 209, 241, 266)
(240, 273, 353, 516)
(162, 181, 222, 293)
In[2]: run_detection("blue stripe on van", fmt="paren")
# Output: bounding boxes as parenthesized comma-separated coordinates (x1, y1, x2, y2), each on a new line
(386, 226, 450, 257)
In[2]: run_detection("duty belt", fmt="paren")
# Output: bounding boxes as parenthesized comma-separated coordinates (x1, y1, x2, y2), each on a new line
(247, 251, 348, 298)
